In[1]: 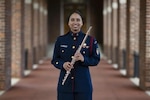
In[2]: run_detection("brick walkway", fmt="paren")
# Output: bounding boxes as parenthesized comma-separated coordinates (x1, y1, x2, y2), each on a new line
(0, 59, 150, 100)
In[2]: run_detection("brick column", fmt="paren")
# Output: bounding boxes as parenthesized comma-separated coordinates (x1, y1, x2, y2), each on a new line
(126, 0, 140, 77)
(107, 0, 112, 62)
(39, 1, 44, 60)
(24, 0, 33, 69)
(126, 0, 131, 77)
(37, 0, 41, 63)
(103, 0, 108, 58)
(11, 0, 24, 78)
(0, 0, 11, 90)
(33, 0, 39, 64)
(139, 0, 150, 90)
(112, 0, 118, 64)
(117, 0, 120, 67)
(118, 0, 127, 69)
(103, 0, 112, 61)
(43, 3, 48, 57)
(39, 0, 48, 60)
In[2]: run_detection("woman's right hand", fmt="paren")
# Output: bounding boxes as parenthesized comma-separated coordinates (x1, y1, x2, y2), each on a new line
(63, 62, 73, 71)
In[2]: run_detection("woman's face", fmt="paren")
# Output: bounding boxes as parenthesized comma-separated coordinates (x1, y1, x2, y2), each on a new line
(68, 13, 83, 33)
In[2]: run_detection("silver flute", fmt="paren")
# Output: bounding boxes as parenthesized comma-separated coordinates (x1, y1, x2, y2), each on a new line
(62, 26, 92, 85)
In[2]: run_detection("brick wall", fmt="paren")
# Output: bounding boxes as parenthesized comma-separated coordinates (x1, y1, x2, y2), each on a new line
(107, 0, 112, 61)
(139, 0, 150, 90)
(118, 0, 127, 69)
(11, 0, 24, 78)
(32, 0, 47, 64)
(39, 0, 44, 60)
(103, 0, 150, 90)
(43, 2, 48, 57)
(24, 0, 33, 69)
(112, 0, 118, 64)
(0, 0, 48, 91)
(103, 0, 108, 58)
(145, 0, 150, 89)
(0, 0, 11, 90)
(126, 0, 140, 77)
(36, 0, 47, 63)
(103, 0, 112, 62)
(33, 0, 40, 64)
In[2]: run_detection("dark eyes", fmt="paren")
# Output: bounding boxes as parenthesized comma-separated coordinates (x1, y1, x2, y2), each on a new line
(71, 18, 80, 22)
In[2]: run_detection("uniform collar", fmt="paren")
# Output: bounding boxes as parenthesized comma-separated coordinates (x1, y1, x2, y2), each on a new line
(69, 31, 82, 37)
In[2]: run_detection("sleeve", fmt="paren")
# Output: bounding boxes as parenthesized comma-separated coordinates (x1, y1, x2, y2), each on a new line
(82, 38, 100, 66)
(51, 37, 65, 69)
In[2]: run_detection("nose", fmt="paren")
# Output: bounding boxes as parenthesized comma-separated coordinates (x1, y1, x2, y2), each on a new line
(73, 19, 79, 24)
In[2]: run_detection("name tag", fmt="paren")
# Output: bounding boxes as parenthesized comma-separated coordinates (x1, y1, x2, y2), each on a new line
(60, 45, 68, 48)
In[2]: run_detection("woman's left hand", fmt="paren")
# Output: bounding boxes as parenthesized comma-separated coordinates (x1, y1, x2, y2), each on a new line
(74, 52, 84, 62)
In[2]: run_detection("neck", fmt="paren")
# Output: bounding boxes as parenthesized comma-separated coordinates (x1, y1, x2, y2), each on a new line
(71, 29, 80, 34)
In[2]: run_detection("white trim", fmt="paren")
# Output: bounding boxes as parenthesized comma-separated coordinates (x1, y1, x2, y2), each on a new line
(11, 78, 20, 86)
(130, 77, 139, 86)
(33, 64, 38, 69)
(24, 70, 31, 76)
(0, 91, 5, 96)
(120, 69, 126, 76)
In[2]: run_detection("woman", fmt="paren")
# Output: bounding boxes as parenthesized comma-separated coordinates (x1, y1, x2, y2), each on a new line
(51, 10, 100, 100)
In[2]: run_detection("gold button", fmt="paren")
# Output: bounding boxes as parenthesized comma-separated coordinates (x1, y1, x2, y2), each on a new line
(56, 62, 59, 64)
(62, 50, 64, 53)
(72, 46, 75, 49)
(71, 77, 74, 79)
(83, 43, 86, 46)
(73, 37, 76, 40)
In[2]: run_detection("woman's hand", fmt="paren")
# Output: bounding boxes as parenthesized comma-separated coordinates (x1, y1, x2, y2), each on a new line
(74, 52, 84, 62)
(63, 62, 73, 71)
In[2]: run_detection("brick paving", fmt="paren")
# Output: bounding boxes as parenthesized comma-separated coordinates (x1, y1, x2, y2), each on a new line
(0, 59, 150, 100)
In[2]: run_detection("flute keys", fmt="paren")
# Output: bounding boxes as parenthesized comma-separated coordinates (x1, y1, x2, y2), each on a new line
(71, 56, 74, 59)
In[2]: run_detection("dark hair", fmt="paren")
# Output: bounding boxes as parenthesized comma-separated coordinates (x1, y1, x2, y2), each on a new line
(67, 10, 84, 23)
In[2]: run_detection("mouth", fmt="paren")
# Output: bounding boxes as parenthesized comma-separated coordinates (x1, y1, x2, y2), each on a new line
(70, 25, 80, 32)
(72, 26, 78, 30)
(73, 29, 78, 32)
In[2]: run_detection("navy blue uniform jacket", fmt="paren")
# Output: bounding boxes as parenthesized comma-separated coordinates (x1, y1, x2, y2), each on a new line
(51, 31, 100, 93)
